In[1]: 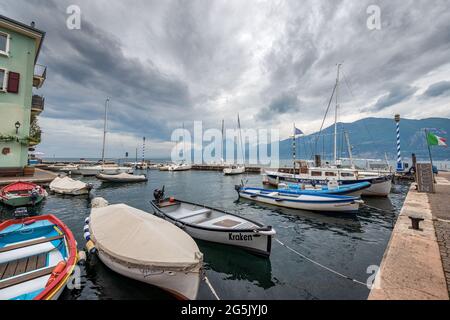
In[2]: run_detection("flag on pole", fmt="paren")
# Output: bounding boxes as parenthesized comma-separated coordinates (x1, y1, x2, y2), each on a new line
(427, 132, 447, 147)
(294, 127, 304, 136)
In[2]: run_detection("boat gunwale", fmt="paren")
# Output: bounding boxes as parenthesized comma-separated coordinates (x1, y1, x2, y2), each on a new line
(0, 214, 78, 300)
(150, 199, 273, 234)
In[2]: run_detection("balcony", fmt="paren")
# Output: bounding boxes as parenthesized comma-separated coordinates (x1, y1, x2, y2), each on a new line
(33, 64, 47, 89)
(31, 94, 44, 114)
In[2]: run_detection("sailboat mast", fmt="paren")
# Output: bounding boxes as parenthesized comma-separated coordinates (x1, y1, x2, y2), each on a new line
(237, 114, 244, 165)
(334, 64, 341, 164)
(344, 130, 354, 169)
(101, 98, 109, 163)
(221, 119, 225, 163)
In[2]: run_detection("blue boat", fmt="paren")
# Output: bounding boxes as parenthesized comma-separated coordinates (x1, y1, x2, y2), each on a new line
(236, 186, 363, 212)
(277, 181, 371, 197)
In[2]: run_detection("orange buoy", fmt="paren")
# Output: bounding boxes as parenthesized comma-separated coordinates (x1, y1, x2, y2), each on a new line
(46, 261, 67, 287)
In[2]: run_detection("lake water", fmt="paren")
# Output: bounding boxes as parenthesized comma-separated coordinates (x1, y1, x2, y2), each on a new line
(0, 170, 410, 300)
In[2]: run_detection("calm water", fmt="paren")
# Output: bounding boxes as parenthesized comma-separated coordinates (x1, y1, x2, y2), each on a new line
(0, 170, 410, 300)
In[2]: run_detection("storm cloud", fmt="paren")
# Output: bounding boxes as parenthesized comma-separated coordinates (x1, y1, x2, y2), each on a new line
(1, 0, 450, 158)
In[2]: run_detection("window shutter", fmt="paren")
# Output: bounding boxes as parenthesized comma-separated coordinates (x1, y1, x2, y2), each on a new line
(7, 72, 20, 93)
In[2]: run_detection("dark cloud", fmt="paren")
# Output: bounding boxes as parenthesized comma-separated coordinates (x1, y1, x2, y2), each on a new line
(370, 85, 418, 111)
(422, 81, 450, 98)
(256, 91, 300, 121)
(2, 0, 450, 157)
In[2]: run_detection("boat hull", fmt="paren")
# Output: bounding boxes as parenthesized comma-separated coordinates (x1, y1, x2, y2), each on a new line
(1, 194, 45, 207)
(266, 173, 392, 197)
(96, 173, 148, 183)
(96, 245, 200, 300)
(164, 215, 272, 257)
(238, 188, 361, 212)
(223, 166, 246, 175)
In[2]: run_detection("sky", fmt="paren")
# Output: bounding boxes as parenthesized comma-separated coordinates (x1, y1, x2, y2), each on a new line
(2, 0, 450, 159)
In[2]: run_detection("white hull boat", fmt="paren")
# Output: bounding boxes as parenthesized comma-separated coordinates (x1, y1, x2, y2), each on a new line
(78, 165, 133, 176)
(168, 163, 192, 171)
(223, 165, 245, 175)
(49, 176, 92, 195)
(264, 168, 392, 197)
(59, 164, 79, 174)
(236, 186, 363, 212)
(151, 188, 275, 257)
(96, 172, 148, 183)
(85, 198, 203, 300)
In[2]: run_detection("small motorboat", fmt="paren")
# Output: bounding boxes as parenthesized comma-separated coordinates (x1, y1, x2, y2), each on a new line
(49, 176, 92, 196)
(59, 164, 79, 174)
(78, 165, 133, 176)
(277, 181, 371, 197)
(223, 165, 245, 175)
(96, 172, 148, 183)
(168, 162, 192, 171)
(236, 186, 363, 212)
(85, 198, 203, 300)
(151, 188, 276, 257)
(0, 182, 47, 207)
(0, 214, 78, 300)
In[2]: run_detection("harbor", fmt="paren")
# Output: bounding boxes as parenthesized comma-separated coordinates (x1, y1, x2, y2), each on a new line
(1, 3, 450, 305)
(0, 169, 411, 300)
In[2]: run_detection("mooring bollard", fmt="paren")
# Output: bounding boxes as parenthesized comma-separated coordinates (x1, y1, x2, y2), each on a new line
(408, 215, 424, 230)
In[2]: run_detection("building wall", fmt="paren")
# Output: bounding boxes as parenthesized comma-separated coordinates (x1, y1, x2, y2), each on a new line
(0, 26, 36, 168)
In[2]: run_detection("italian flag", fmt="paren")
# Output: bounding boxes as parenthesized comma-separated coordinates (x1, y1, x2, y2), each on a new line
(427, 132, 447, 147)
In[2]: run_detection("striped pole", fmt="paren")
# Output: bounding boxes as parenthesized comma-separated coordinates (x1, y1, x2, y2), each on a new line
(394, 114, 403, 172)
(142, 137, 146, 163)
(292, 124, 296, 174)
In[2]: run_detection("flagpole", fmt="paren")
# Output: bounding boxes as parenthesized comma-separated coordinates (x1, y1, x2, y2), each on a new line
(425, 129, 434, 169)
(292, 123, 296, 174)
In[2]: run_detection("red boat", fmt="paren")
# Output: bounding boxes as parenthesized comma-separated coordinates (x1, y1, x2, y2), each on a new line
(0, 182, 47, 207)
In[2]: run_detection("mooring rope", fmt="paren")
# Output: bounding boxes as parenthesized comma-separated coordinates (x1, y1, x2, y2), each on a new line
(275, 238, 367, 287)
(204, 276, 221, 300)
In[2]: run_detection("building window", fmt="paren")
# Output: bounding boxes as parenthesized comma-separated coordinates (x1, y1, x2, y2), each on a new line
(0, 32, 10, 56)
(0, 68, 7, 92)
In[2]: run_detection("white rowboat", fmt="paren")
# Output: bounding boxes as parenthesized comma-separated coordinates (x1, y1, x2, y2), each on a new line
(96, 172, 148, 183)
(151, 188, 275, 257)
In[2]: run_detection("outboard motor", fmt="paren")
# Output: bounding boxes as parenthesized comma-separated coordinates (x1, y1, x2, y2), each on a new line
(14, 207, 29, 219)
(153, 186, 165, 203)
(30, 189, 39, 205)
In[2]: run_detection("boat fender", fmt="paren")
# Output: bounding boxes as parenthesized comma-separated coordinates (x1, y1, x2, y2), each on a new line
(84, 231, 91, 241)
(84, 217, 90, 224)
(78, 250, 87, 265)
(83, 224, 90, 232)
(46, 261, 67, 287)
(169, 197, 175, 203)
(85, 240, 97, 254)
(24, 219, 37, 226)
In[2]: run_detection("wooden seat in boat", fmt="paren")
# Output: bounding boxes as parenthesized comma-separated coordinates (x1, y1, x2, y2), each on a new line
(0, 235, 64, 254)
(0, 252, 48, 283)
(177, 208, 211, 220)
(0, 265, 54, 290)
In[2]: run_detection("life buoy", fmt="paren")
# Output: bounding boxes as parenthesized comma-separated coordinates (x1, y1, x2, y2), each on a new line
(46, 261, 67, 287)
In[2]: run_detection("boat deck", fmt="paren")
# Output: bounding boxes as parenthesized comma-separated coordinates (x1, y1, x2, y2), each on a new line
(0, 253, 47, 281)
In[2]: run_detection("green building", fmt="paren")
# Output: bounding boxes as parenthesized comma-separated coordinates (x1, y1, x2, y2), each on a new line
(0, 15, 46, 176)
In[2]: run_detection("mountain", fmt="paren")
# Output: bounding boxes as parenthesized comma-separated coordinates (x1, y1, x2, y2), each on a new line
(277, 117, 450, 161)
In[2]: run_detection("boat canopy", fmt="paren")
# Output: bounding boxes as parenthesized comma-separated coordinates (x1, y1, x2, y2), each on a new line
(1, 182, 38, 193)
(50, 176, 87, 191)
(90, 204, 203, 271)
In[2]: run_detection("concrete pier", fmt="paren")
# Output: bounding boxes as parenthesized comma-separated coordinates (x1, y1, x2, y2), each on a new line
(369, 172, 450, 300)
(0, 168, 57, 186)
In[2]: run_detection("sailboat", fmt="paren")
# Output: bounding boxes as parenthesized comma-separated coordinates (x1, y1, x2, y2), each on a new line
(263, 65, 393, 196)
(168, 123, 192, 172)
(79, 98, 132, 176)
(223, 114, 246, 175)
